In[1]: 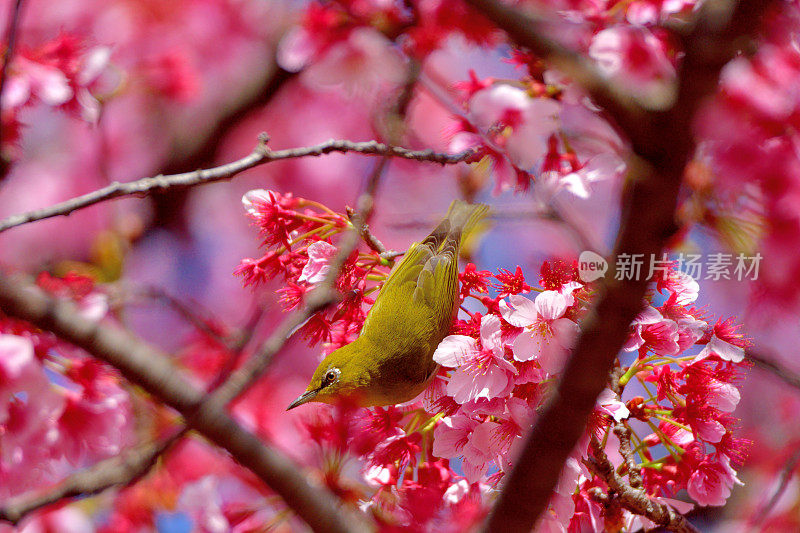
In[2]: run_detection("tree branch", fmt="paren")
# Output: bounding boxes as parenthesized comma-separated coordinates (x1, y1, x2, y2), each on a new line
(0, 0, 25, 182)
(585, 436, 699, 533)
(473, 1, 775, 531)
(0, 294, 269, 525)
(0, 129, 393, 530)
(0, 272, 371, 533)
(748, 444, 800, 529)
(747, 350, 800, 391)
(0, 137, 477, 233)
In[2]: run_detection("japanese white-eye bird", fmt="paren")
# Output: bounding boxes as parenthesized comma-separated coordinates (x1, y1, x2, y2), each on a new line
(287, 200, 489, 410)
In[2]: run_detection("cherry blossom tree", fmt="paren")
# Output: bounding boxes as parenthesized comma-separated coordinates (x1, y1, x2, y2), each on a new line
(1, 0, 798, 531)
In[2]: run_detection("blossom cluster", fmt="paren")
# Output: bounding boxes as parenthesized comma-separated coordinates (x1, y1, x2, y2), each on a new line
(1, 33, 113, 159)
(237, 193, 751, 530)
(0, 272, 132, 498)
(236, 189, 393, 349)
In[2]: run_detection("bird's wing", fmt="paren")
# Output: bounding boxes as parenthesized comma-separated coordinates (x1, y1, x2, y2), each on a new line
(360, 220, 458, 345)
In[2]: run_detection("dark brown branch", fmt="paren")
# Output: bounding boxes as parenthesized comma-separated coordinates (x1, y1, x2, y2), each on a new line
(475, 1, 774, 531)
(0, 0, 25, 181)
(748, 444, 800, 529)
(586, 436, 700, 533)
(0, 137, 476, 233)
(747, 350, 800, 391)
(613, 423, 643, 490)
(0, 273, 370, 533)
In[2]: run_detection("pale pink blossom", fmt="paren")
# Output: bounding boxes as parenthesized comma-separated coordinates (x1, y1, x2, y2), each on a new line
(5, 57, 73, 107)
(707, 378, 742, 413)
(596, 388, 630, 422)
(433, 315, 517, 404)
(242, 189, 273, 216)
(696, 334, 746, 363)
(687, 455, 742, 506)
(303, 28, 405, 95)
(623, 306, 663, 351)
(501, 292, 579, 373)
(536, 153, 624, 201)
(469, 85, 560, 169)
(589, 25, 676, 107)
(433, 413, 476, 459)
(460, 419, 503, 483)
(0, 335, 37, 424)
(298, 241, 338, 284)
(178, 476, 230, 533)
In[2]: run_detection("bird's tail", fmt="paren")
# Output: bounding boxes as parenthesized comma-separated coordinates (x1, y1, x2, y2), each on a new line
(442, 199, 490, 248)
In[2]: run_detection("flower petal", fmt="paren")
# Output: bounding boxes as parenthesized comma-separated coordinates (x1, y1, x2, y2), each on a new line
(433, 336, 478, 367)
(500, 294, 538, 327)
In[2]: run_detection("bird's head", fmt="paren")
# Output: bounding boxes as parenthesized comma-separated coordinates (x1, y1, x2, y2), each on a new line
(286, 343, 369, 410)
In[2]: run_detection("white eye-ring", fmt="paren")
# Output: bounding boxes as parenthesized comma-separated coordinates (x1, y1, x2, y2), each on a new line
(323, 367, 340, 385)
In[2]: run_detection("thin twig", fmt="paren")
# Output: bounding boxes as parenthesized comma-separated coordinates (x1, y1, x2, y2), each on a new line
(748, 444, 800, 530)
(0, 0, 25, 181)
(0, 137, 477, 233)
(345, 205, 402, 261)
(0, 144, 393, 530)
(747, 350, 800, 391)
(118, 285, 228, 347)
(586, 436, 700, 533)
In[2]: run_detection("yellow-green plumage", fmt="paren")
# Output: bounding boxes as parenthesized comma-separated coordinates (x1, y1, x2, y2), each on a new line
(287, 200, 489, 410)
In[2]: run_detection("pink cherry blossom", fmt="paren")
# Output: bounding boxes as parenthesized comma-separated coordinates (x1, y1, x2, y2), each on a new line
(303, 28, 406, 95)
(696, 334, 745, 363)
(433, 315, 517, 404)
(589, 25, 676, 107)
(460, 419, 503, 483)
(687, 455, 742, 506)
(501, 292, 579, 373)
(298, 241, 338, 284)
(0, 335, 37, 424)
(468, 84, 561, 169)
(596, 388, 630, 422)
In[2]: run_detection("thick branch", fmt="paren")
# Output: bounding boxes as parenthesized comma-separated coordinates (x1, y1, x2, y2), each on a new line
(0, 138, 476, 233)
(476, 1, 774, 531)
(0, 0, 25, 181)
(0, 273, 370, 533)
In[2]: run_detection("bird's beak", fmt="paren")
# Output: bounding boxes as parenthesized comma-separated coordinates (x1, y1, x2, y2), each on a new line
(287, 389, 318, 411)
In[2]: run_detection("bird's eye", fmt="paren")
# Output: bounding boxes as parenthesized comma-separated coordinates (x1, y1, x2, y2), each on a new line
(323, 368, 340, 385)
